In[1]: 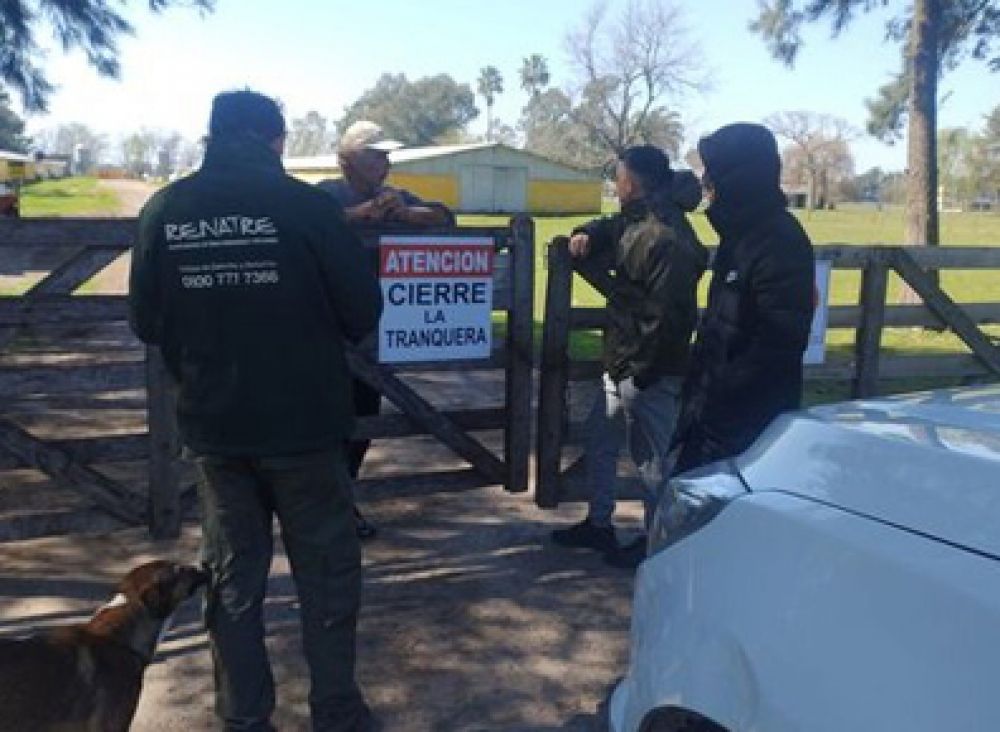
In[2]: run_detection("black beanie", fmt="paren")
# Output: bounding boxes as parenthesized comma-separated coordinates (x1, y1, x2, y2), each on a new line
(208, 90, 285, 141)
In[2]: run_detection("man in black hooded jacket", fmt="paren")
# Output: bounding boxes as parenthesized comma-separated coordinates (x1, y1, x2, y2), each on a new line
(673, 122, 815, 474)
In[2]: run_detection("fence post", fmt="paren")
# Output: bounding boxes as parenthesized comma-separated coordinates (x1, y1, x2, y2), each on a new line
(535, 237, 573, 508)
(505, 215, 535, 493)
(852, 251, 889, 398)
(145, 345, 182, 539)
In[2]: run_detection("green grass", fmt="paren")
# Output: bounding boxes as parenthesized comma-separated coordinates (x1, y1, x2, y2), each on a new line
(465, 206, 1000, 402)
(3, 193, 998, 399)
(19, 177, 120, 217)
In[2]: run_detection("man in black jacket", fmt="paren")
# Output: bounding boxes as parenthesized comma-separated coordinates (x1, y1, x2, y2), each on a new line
(551, 145, 707, 565)
(673, 122, 815, 474)
(129, 90, 382, 732)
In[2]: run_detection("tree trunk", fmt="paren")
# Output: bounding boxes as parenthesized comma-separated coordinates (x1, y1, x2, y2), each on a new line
(902, 0, 940, 301)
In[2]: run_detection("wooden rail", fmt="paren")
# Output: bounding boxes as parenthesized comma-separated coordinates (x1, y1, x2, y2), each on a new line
(535, 240, 1000, 508)
(0, 217, 534, 541)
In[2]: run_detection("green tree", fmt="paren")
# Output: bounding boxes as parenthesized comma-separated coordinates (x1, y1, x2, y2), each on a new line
(519, 87, 607, 171)
(937, 126, 977, 208)
(978, 105, 1000, 203)
(121, 128, 157, 176)
(751, 0, 1000, 250)
(285, 111, 335, 157)
(0, 90, 30, 151)
(339, 73, 478, 146)
(33, 121, 106, 162)
(477, 65, 504, 142)
(519, 54, 550, 99)
(1, 0, 214, 112)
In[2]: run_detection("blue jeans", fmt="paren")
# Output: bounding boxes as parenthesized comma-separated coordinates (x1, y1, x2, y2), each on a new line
(195, 447, 367, 732)
(584, 374, 681, 528)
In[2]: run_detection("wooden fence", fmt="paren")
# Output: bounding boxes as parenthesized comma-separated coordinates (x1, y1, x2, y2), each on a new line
(535, 240, 1000, 508)
(0, 217, 534, 541)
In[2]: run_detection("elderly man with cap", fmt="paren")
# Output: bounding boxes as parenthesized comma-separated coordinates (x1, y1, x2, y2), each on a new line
(318, 120, 455, 541)
(672, 122, 815, 476)
(319, 120, 455, 227)
(130, 89, 382, 731)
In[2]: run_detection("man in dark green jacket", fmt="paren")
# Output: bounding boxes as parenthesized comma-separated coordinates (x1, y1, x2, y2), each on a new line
(551, 145, 708, 568)
(129, 90, 382, 732)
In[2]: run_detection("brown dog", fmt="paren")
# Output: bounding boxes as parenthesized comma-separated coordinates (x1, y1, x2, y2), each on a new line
(0, 560, 208, 731)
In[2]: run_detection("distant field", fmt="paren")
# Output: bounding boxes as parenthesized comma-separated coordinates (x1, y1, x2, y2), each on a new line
(465, 206, 1000, 399)
(19, 177, 120, 217)
(462, 204, 1000, 312)
(5, 190, 998, 395)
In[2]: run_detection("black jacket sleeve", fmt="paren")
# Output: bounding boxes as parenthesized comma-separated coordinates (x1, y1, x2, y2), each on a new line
(310, 206, 384, 343)
(574, 214, 621, 267)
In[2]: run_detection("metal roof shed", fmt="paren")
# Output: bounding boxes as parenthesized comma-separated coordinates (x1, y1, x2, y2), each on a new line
(285, 142, 601, 215)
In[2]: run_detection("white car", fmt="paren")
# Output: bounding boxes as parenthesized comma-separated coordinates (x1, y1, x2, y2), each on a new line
(609, 386, 1000, 732)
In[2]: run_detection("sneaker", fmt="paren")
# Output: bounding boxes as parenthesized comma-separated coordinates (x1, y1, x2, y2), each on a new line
(354, 506, 377, 541)
(551, 518, 619, 554)
(603, 534, 647, 570)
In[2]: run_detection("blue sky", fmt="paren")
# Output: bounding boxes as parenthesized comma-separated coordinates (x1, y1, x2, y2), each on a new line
(21, 0, 999, 171)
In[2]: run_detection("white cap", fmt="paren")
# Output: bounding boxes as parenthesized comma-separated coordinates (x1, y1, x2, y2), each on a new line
(338, 121, 403, 153)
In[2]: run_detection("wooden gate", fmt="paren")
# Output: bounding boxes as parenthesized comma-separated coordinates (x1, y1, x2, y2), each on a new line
(535, 238, 1000, 507)
(0, 217, 534, 541)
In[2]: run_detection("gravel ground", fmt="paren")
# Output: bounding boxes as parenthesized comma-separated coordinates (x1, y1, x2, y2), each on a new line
(0, 468, 641, 731)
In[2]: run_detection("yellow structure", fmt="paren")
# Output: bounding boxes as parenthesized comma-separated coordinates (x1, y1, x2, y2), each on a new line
(284, 142, 601, 214)
(0, 151, 35, 183)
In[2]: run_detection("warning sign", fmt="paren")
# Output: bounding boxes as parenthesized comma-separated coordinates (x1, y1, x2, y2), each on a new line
(804, 258, 833, 365)
(378, 236, 494, 363)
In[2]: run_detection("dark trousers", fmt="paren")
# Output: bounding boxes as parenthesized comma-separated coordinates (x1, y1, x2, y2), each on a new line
(347, 379, 381, 479)
(196, 448, 367, 732)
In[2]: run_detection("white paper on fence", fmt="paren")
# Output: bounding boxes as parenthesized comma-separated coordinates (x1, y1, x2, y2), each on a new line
(377, 235, 494, 364)
(804, 258, 833, 365)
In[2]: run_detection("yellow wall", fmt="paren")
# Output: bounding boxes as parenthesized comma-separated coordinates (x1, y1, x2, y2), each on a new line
(285, 168, 601, 214)
(386, 173, 459, 208)
(528, 180, 601, 214)
(1, 159, 35, 182)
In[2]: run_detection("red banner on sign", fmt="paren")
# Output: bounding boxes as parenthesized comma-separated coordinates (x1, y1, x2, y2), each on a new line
(379, 243, 494, 278)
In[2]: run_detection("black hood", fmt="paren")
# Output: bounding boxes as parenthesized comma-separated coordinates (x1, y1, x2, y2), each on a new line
(698, 123, 786, 236)
(643, 169, 703, 229)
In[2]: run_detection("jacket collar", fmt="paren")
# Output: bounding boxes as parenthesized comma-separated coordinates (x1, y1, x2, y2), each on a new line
(706, 186, 787, 240)
(201, 135, 285, 176)
(620, 197, 650, 223)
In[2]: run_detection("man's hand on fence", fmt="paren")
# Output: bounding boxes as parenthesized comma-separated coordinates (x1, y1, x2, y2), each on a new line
(568, 232, 591, 258)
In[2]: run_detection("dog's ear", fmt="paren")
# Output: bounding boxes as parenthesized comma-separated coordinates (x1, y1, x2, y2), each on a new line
(137, 564, 179, 619)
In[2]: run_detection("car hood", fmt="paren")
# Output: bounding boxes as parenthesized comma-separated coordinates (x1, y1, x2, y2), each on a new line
(735, 386, 1000, 559)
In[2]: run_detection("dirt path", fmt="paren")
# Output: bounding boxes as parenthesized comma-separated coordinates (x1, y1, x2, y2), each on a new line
(75, 180, 156, 292)
(0, 318, 641, 731)
(101, 179, 158, 216)
(1, 490, 639, 731)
